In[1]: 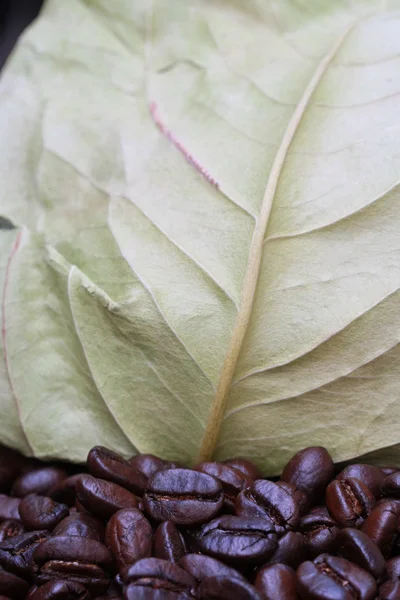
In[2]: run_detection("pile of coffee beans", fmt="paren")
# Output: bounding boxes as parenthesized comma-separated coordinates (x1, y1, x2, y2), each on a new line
(0, 444, 399, 598)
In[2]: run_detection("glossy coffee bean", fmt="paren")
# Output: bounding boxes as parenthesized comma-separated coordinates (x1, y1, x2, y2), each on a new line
(223, 458, 262, 481)
(128, 455, 178, 484)
(197, 576, 261, 599)
(0, 520, 24, 543)
(299, 508, 339, 558)
(153, 521, 186, 563)
(381, 472, 400, 498)
(19, 494, 69, 531)
(11, 468, 67, 498)
(178, 553, 247, 585)
(0, 566, 29, 599)
(144, 469, 223, 526)
(122, 558, 195, 594)
(29, 580, 91, 599)
(379, 580, 400, 600)
(337, 464, 385, 499)
(361, 501, 399, 558)
(105, 508, 152, 572)
(386, 556, 400, 579)
(276, 481, 309, 515)
(195, 462, 251, 511)
(49, 475, 83, 507)
(264, 531, 306, 569)
(255, 563, 297, 600)
(0, 530, 50, 578)
(88, 447, 147, 496)
(281, 447, 334, 504)
(297, 554, 377, 600)
(336, 527, 386, 579)
(381, 467, 398, 476)
(236, 479, 300, 533)
(196, 515, 277, 567)
(52, 513, 105, 541)
(76, 475, 138, 519)
(326, 478, 375, 528)
(0, 496, 20, 522)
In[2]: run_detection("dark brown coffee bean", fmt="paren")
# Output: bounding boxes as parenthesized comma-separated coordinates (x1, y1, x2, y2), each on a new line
(381, 472, 400, 498)
(76, 475, 138, 519)
(128, 455, 178, 484)
(197, 576, 261, 599)
(236, 479, 300, 533)
(336, 527, 386, 579)
(0, 497, 20, 522)
(122, 558, 195, 596)
(196, 515, 277, 567)
(379, 580, 400, 599)
(276, 481, 309, 515)
(381, 467, 398, 476)
(178, 553, 247, 585)
(105, 508, 152, 572)
(52, 513, 105, 541)
(337, 464, 385, 499)
(195, 462, 251, 511)
(299, 508, 339, 558)
(386, 556, 400, 579)
(223, 458, 262, 481)
(11, 468, 67, 498)
(88, 447, 147, 496)
(297, 554, 377, 600)
(326, 478, 375, 528)
(49, 475, 83, 507)
(0, 566, 29, 599)
(0, 447, 26, 494)
(19, 495, 69, 531)
(0, 530, 50, 578)
(263, 531, 306, 569)
(281, 447, 334, 504)
(362, 501, 399, 558)
(144, 469, 223, 526)
(124, 586, 192, 599)
(255, 563, 297, 600)
(0, 521, 24, 543)
(153, 521, 186, 563)
(29, 580, 90, 599)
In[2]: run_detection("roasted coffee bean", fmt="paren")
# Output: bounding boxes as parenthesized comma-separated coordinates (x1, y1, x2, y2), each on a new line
(76, 475, 138, 519)
(299, 508, 339, 558)
(0, 530, 50, 578)
(223, 458, 262, 481)
(236, 479, 300, 533)
(264, 531, 306, 568)
(0, 446, 26, 494)
(0, 497, 20, 522)
(379, 580, 400, 600)
(0, 521, 24, 543)
(29, 580, 91, 599)
(195, 515, 277, 567)
(105, 508, 152, 572)
(362, 501, 399, 558)
(195, 462, 251, 511)
(381, 467, 398, 476)
(122, 558, 195, 596)
(11, 468, 67, 498)
(0, 566, 29, 599)
(297, 554, 377, 600)
(386, 556, 400, 579)
(255, 563, 297, 600)
(49, 475, 83, 507)
(52, 513, 105, 541)
(88, 447, 147, 496)
(336, 527, 386, 579)
(197, 576, 261, 599)
(281, 447, 334, 504)
(153, 521, 186, 563)
(33, 536, 112, 595)
(337, 464, 385, 499)
(381, 472, 400, 498)
(128, 455, 178, 483)
(276, 481, 309, 515)
(326, 478, 375, 528)
(144, 469, 223, 526)
(178, 553, 247, 585)
(19, 494, 69, 531)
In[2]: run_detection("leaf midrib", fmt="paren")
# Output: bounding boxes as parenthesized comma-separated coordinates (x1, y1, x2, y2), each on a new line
(196, 22, 355, 462)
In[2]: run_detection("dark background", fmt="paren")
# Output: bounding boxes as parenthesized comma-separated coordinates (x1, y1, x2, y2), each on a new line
(0, 0, 44, 70)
